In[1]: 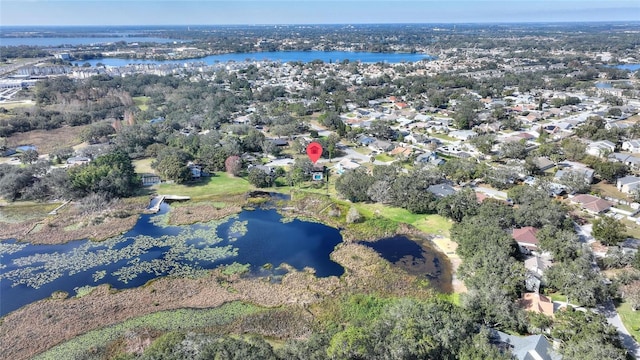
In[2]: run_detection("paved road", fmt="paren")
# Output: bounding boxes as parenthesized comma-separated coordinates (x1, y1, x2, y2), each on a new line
(575, 222, 640, 359)
(598, 301, 640, 359)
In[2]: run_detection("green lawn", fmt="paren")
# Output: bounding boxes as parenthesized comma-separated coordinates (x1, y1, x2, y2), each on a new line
(351, 202, 452, 236)
(132, 158, 156, 174)
(375, 154, 394, 162)
(155, 172, 252, 200)
(617, 300, 640, 342)
(431, 133, 456, 142)
(133, 96, 150, 111)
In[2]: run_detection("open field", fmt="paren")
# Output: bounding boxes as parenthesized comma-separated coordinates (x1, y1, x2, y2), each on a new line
(0, 100, 35, 109)
(0, 202, 60, 224)
(6, 125, 89, 154)
(352, 202, 452, 236)
(592, 181, 630, 201)
(132, 158, 156, 174)
(617, 300, 640, 343)
(155, 172, 252, 200)
(133, 96, 150, 111)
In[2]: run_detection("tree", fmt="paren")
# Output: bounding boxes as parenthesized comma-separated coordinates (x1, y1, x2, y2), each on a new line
(500, 140, 528, 160)
(453, 97, 482, 129)
(437, 187, 479, 222)
(335, 168, 374, 203)
(537, 226, 581, 262)
(68, 150, 139, 199)
(469, 134, 495, 155)
(622, 281, 640, 311)
(559, 170, 591, 194)
(545, 255, 609, 307)
(153, 149, 192, 184)
(247, 167, 273, 188)
(592, 216, 626, 246)
(561, 139, 586, 161)
(20, 149, 39, 164)
(552, 308, 625, 360)
(225, 155, 243, 176)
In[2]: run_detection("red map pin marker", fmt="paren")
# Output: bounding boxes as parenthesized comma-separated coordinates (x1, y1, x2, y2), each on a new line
(306, 142, 323, 164)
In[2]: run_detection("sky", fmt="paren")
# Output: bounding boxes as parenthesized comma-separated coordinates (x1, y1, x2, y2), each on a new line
(0, 0, 639, 26)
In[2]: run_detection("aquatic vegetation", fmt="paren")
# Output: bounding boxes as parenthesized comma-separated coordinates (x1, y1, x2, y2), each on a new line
(92, 270, 106, 282)
(74, 285, 96, 298)
(227, 220, 248, 241)
(0, 242, 27, 255)
(0, 212, 242, 290)
(221, 262, 250, 275)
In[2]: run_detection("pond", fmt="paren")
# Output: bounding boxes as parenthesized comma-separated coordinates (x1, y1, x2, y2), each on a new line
(360, 236, 452, 293)
(0, 204, 344, 316)
(83, 51, 433, 67)
(1, 203, 452, 317)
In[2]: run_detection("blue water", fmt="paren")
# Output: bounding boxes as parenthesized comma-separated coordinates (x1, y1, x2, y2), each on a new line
(84, 51, 432, 67)
(615, 64, 640, 71)
(0, 205, 344, 316)
(360, 235, 451, 293)
(0, 37, 182, 47)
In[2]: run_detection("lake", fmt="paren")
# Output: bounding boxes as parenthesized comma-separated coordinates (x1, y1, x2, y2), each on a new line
(0, 37, 182, 47)
(84, 51, 432, 67)
(0, 204, 345, 316)
(615, 64, 640, 71)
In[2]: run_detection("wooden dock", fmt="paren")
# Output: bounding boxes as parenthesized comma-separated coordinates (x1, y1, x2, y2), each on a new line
(146, 195, 191, 213)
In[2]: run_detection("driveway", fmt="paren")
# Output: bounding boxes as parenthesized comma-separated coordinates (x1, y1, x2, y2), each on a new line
(473, 186, 508, 200)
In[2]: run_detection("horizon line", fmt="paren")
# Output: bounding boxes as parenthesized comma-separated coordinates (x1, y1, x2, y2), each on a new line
(2, 20, 640, 28)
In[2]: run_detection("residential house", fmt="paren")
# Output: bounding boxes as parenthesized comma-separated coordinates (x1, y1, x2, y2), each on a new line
(519, 293, 555, 318)
(271, 138, 289, 147)
(570, 194, 613, 214)
(369, 140, 394, 153)
(187, 162, 204, 179)
(66, 156, 91, 166)
(389, 146, 413, 158)
(622, 139, 640, 153)
(609, 153, 640, 171)
(524, 254, 552, 293)
(335, 158, 361, 175)
(449, 130, 477, 141)
(248, 164, 274, 176)
(616, 175, 640, 194)
(586, 140, 616, 157)
(512, 227, 539, 254)
(356, 135, 376, 146)
(141, 173, 161, 186)
(554, 166, 594, 184)
(492, 331, 562, 360)
(427, 183, 457, 198)
(533, 157, 555, 172)
(415, 151, 445, 166)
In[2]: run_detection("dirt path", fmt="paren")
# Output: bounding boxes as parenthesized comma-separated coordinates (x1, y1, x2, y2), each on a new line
(430, 236, 467, 293)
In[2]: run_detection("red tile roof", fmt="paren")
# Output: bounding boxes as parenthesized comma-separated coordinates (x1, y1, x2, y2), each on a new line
(571, 194, 613, 213)
(512, 226, 539, 246)
(520, 293, 554, 317)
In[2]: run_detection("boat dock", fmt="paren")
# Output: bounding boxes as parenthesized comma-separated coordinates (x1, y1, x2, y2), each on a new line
(146, 195, 191, 213)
